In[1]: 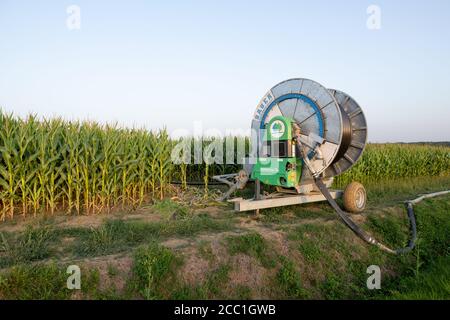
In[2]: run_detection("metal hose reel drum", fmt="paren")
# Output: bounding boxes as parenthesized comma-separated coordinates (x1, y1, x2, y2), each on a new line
(325, 90, 368, 177)
(251, 78, 367, 180)
(215, 78, 368, 210)
(252, 78, 343, 177)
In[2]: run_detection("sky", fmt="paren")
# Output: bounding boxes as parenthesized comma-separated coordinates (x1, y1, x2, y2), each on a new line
(0, 0, 449, 142)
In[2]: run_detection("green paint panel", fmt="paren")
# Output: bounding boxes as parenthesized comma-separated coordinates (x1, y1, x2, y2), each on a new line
(253, 116, 302, 188)
(251, 157, 302, 188)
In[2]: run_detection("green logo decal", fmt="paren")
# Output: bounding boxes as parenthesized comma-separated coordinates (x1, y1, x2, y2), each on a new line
(270, 120, 285, 138)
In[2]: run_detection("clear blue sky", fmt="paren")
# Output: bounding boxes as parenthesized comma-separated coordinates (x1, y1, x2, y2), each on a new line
(1, 0, 449, 142)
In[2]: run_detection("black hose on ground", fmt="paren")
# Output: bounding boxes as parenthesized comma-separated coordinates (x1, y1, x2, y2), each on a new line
(314, 176, 449, 255)
(173, 173, 447, 255)
(395, 202, 417, 255)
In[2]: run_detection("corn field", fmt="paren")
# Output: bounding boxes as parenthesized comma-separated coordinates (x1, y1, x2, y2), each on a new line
(0, 112, 175, 219)
(0, 112, 247, 219)
(0, 111, 449, 219)
(334, 143, 450, 187)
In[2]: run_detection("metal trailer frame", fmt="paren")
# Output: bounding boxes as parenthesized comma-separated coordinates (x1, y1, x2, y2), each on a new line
(228, 189, 343, 212)
(213, 173, 342, 212)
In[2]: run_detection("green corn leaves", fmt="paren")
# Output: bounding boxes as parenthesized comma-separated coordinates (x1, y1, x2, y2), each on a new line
(334, 144, 450, 187)
(0, 110, 448, 220)
(0, 112, 175, 219)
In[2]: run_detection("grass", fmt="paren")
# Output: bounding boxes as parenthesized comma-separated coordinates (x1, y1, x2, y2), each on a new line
(0, 176, 448, 300)
(226, 232, 276, 268)
(276, 256, 308, 299)
(0, 211, 235, 269)
(367, 210, 409, 248)
(288, 223, 355, 260)
(0, 225, 54, 268)
(171, 264, 232, 299)
(73, 219, 151, 256)
(390, 255, 450, 299)
(412, 195, 450, 262)
(0, 262, 126, 300)
(364, 175, 450, 207)
(232, 285, 253, 299)
(107, 264, 119, 277)
(68, 214, 233, 257)
(202, 264, 231, 297)
(291, 194, 450, 300)
(197, 240, 216, 264)
(0, 263, 71, 299)
(131, 244, 181, 299)
(152, 199, 191, 220)
(298, 241, 323, 263)
(161, 213, 234, 237)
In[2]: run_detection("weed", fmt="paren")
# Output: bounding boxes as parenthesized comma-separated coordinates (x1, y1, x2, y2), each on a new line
(319, 273, 345, 300)
(259, 206, 289, 223)
(75, 221, 121, 256)
(153, 199, 191, 220)
(232, 285, 252, 299)
(276, 256, 308, 299)
(204, 264, 231, 297)
(81, 268, 100, 296)
(161, 214, 233, 237)
(226, 233, 275, 268)
(107, 264, 119, 278)
(0, 225, 54, 267)
(197, 240, 215, 264)
(131, 244, 181, 299)
(367, 212, 408, 248)
(298, 241, 322, 263)
(17, 225, 54, 261)
(390, 256, 450, 299)
(171, 264, 231, 299)
(0, 263, 70, 299)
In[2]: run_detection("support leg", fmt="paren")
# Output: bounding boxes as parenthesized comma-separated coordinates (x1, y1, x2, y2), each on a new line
(255, 179, 261, 200)
(254, 179, 262, 217)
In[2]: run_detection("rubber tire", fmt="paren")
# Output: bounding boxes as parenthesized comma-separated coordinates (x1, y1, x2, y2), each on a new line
(343, 182, 366, 213)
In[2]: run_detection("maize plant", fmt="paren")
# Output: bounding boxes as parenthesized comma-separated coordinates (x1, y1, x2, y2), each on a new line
(0, 111, 449, 220)
(334, 143, 450, 187)
(0, 112, 175, 219)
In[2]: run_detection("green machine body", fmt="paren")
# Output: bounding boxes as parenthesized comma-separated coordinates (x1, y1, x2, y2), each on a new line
(251, 116, 302, 188)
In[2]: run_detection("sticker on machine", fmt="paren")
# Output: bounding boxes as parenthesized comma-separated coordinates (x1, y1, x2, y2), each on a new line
(270, 120, 285, 138)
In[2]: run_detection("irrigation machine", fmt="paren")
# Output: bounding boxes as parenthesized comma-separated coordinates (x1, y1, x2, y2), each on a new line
(214, 78, 368, 213)
(213, 78, 428, 254)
